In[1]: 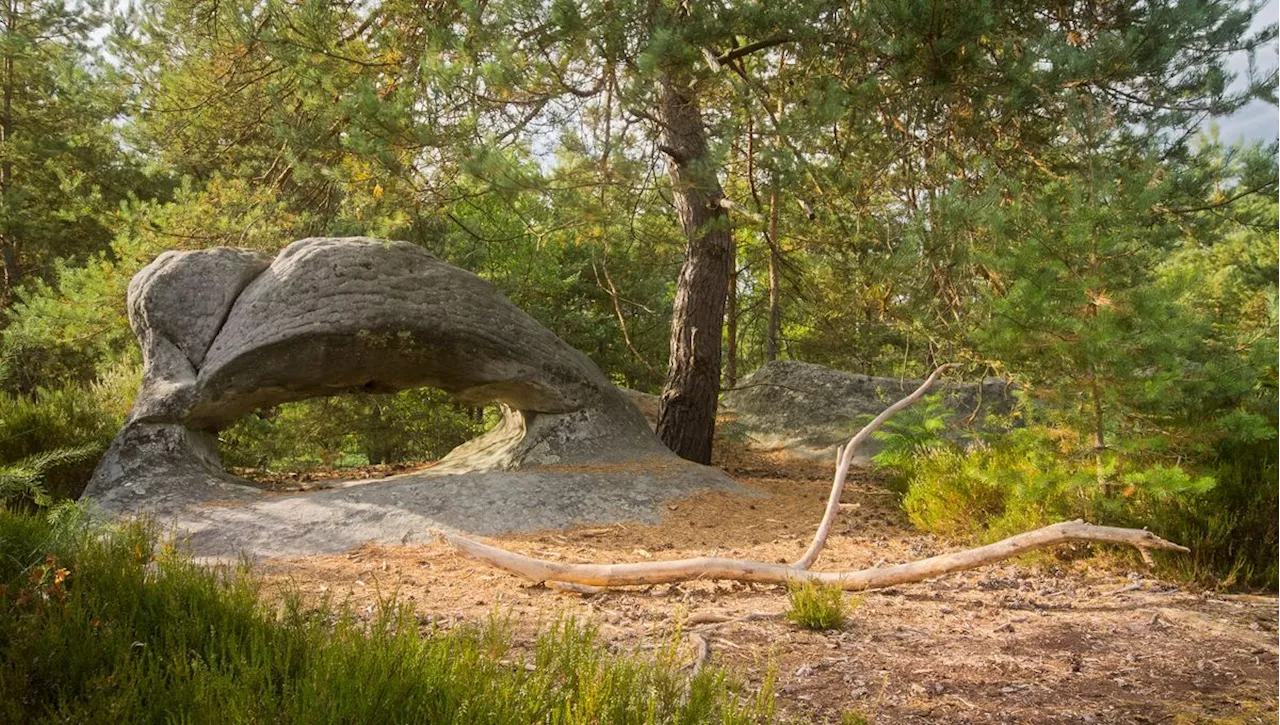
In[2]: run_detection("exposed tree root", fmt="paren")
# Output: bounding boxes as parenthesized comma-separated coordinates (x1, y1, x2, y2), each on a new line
(435, 521, 1188, 591)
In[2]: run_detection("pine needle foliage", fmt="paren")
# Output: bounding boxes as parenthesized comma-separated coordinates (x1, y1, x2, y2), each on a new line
(0, 445, 97, 507)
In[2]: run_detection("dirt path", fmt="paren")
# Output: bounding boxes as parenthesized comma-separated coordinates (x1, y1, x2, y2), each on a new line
(258, 450, 1278, 724)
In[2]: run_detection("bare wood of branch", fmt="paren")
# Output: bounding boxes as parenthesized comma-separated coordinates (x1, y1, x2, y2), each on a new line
(792, 363, 960, 570)
(717, 197, 765, 224)
(433, 363, 1189, 592)
(435, 522, 1188, 591)
(546, 580, 605, 596)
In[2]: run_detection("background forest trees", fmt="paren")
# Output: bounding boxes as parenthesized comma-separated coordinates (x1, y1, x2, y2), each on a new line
(0, 0, 1275, 586)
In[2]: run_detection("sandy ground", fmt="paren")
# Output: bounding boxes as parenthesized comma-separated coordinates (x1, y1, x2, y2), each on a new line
(256, 449, 1279, 724)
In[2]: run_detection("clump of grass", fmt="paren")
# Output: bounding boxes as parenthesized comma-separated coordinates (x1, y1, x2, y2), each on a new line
(785, 580, 853, 631)
(0, 503, 775, 724)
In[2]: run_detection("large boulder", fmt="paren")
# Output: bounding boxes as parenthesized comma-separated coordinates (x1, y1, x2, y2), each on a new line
(83, 238, 734, 552)
(721, 360, 1015, 459)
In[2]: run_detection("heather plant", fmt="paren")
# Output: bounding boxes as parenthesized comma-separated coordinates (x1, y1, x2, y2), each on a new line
(785, 580, 854, 631)
(0, 507, 777, 724)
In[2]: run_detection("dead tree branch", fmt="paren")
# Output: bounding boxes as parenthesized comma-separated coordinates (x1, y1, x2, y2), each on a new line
(793, 363, 958, 569)
(435, 522, 1187, 591)
(432, 363, 1189, 593)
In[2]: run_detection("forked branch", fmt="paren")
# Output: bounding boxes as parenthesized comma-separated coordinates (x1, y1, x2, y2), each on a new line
(793, 363, 958, 569)
(436, 522, 1187, 591)
(434, 364, 1189, 593)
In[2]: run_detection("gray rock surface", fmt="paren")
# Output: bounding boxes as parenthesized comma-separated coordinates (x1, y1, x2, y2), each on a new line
(179, 464, 747, 560)
(125, 248, 271, 423)
(620, 388, 660, 430)
(84, 238, 735, 557)
(128, 248, 272, 370)
(722, 360, 1015, 459)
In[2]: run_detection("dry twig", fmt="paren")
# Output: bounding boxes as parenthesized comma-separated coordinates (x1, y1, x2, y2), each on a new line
(687, 633, 711, 672)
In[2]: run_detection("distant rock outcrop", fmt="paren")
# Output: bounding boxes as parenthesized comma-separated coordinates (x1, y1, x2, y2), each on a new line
(721, 360, 1015, 459)
(83, 238, 735, 555)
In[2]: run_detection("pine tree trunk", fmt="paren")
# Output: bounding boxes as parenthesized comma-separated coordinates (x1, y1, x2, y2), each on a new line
(765, 179, 782, 362)
(0, 0, 17, 302)
(725, 243, 738, 389)
(654, 71, 732, 465)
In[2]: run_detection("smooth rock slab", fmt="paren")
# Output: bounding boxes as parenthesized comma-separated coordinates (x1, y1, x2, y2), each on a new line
(177, 460, 746, 560)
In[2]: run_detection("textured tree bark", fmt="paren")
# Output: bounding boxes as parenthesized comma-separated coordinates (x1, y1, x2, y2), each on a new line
(654, 70, 733, 465)
(763, 84, 786, 363)
(0, 0, 18, 302)
(764, 179, 782, 362)
(725, 243, 738, 389)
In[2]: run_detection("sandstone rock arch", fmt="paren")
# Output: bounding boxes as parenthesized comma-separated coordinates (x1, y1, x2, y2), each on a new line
(83, 237, 683, 515)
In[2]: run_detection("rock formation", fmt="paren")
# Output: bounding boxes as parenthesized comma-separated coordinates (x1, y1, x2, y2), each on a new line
(84, 237, 717, 524)
(722, 360, 1015, 459)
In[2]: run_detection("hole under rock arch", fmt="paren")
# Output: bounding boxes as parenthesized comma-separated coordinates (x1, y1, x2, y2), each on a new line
(219, 387, 500, 486)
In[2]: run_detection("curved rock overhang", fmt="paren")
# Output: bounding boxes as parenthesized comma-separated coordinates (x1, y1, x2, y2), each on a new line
(83, 237, 685, 514)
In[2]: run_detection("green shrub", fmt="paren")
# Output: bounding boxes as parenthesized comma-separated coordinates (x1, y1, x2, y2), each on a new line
(889, 424, 1279, 590)
(868, 394, 955, 490)
(0, 364, 136, 501)
(220, 388, 494, 472)
(900, 446, 1013, 539)
(0, 506, 776, 724)
(0, 446, 99, 507)
(785, 580, 852, 631)
(899, 428, 1089, 539)
(0, 257, 136, 392)
(1134, 439, 1278, 589)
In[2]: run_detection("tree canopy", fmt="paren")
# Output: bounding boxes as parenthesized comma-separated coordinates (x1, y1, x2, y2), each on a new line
(0, 0, 1275, 585)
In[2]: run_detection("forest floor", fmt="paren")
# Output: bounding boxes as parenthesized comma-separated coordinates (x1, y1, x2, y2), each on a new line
(257, 448, 1279, 724)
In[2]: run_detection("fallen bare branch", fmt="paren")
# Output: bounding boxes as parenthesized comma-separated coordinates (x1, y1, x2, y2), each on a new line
(435, 521, 1188, 591)
(433, 363, 1188, 598)
(528, 364, 959, 593)
(546, 580, 605, 595)
(792, 363, 959, 570)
